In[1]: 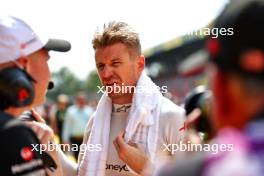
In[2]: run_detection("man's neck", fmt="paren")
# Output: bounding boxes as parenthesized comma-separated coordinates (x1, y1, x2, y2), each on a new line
(111, 94, 133, 105)
(5, 107, 28, 117)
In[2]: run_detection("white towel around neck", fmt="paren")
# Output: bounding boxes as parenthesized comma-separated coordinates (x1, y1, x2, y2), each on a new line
(78, 71, 163, 176)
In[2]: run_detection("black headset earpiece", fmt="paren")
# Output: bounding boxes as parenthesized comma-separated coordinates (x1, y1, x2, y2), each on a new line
(0, 67, 35, 110)
(184, 86, 212, 134)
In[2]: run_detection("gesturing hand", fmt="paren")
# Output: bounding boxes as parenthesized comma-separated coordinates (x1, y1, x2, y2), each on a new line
(113, 130, 148, 175)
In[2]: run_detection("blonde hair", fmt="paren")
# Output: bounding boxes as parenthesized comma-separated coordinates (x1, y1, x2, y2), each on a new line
(92, 21, 141, 57)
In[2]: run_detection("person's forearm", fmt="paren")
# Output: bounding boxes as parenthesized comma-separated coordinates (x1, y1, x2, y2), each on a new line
(45, 140, 63, 176)
(57, 145, 78, 176)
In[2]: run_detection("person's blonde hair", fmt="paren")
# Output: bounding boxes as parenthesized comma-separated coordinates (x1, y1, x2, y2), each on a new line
(92, 21, 141, 57)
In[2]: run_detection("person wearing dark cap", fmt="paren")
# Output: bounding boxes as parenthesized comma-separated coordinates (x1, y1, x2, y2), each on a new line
(159, 0, 264, 175)
(0, 15, 70, 175)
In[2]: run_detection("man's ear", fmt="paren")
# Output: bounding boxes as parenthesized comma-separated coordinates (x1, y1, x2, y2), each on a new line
(137, 55, 145, 72)
(15, 57, 28, 69)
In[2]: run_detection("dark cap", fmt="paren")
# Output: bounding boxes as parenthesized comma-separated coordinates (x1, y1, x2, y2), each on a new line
(206, 0, 264, 78)
(44, 39, 71, 52)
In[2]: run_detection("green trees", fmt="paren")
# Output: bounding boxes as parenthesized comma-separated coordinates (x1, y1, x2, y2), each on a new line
(47, 67, 101, 102)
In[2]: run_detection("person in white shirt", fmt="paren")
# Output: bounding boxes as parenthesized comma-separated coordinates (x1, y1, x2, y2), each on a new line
(62, 92, 94, 159)
(77, 21, 186, 176)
